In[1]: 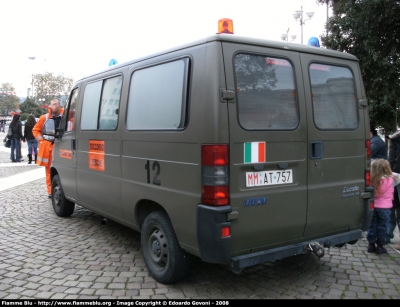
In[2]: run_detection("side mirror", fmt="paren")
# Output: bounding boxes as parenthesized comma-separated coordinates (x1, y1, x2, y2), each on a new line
(56, 127, 64, 140)
(57, 115, 69, 139)
(42, 118, 56, 142)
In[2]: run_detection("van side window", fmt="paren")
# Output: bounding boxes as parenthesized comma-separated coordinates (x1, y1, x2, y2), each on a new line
(99, 77, 122, 130)
(126, 59, 189, 130)
(81, 76, 122, 130)
(309, 64, 358, 130)
(65, 88, 78, 132)
(81, 81, 102, 130)
(234, 54, 299, 130)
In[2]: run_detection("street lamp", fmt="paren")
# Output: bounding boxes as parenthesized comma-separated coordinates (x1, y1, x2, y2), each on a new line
(281, 34, 297, 42)
(292, 6, 314, 44)
(28, 57, 36, 98)
(38, 98, 46, 114)
(281, 28, 297, 42)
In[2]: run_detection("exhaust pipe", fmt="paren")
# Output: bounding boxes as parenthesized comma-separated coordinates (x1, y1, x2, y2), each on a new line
(101, 218, 108, 225)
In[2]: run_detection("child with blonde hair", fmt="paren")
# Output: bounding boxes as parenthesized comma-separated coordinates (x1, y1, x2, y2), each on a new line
(367, 159, 399, 254)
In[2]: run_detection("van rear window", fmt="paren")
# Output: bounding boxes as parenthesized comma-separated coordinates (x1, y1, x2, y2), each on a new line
(309, 64, 358, 130)
(234, 53, 299, 130)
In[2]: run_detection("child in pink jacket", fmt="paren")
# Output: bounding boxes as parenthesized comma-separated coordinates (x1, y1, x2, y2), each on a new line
(367, 159, 399, 254)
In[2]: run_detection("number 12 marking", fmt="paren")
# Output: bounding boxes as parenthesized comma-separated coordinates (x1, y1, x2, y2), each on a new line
(145, 160, 161, 185)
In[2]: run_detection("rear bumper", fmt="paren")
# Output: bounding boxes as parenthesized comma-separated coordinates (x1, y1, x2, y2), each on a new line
(197, 204, 363, 270)
(230, 230, 362, 271)
(197, 204, 232, 264)
(361, 187, 374, 232)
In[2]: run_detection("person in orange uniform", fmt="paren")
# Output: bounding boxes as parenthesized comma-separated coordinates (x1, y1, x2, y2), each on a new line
(33, 99, 64, 198)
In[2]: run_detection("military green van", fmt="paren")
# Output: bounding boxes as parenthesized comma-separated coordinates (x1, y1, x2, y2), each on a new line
(49, 33, 374, 284)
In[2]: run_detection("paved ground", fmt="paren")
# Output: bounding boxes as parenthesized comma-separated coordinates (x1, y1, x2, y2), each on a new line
(1, 130, 400, 299)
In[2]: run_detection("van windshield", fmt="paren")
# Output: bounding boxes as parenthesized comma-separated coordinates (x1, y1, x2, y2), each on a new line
(234, 53, 299, 130)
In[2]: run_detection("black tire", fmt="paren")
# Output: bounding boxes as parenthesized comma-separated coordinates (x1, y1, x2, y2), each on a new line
(51, 174, 75, 217)
(347, 239, 358, 245)
(334, 243, 345, 248)
(141, 211, 191, 284)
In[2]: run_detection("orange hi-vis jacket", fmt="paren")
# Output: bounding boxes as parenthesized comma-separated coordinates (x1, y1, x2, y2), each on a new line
(32, 107, 64, 167)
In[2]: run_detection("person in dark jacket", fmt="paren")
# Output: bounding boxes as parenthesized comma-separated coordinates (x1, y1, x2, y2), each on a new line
(23, 114, 38, 164)
(386, 129, 400, 246)
(389, 130, 400, 172)
(9, 114, 24, 162)
(370, 126, 387, 160)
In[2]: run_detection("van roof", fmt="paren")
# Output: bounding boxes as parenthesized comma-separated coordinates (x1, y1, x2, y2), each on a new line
(209, 34, 358, 60)
(76, 34, 358, 83)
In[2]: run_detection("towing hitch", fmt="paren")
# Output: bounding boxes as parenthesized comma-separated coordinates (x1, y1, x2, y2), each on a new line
(305, 241, 325, 258)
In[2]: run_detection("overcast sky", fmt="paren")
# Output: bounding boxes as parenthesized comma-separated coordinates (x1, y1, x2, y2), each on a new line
(0, 0, 332, 96)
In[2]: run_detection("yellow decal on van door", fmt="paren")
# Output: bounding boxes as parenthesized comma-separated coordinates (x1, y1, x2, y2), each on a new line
(60, 149, 72, 160)
(88, 140, 105, 171)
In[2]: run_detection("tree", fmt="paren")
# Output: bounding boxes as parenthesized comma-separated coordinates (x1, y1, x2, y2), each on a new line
(235, 54, 277, 91)
(316, 0, 400, 135)
(33, 72, 74, 108)
(20, 96, 42, 117)
(0, 83, 20, 116)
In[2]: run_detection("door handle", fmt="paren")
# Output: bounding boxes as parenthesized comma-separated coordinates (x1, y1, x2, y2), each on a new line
(310, 141, 322, 159)
(71, 139, 76, 150)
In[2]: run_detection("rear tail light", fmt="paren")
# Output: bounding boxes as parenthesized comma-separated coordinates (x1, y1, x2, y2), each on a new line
(365, 170, 371, 187)
(201, 144, 229, 205)
(369, 200, 374, 210)
(365, 140, 371, 187)
(221, 226, 231, 237)
(366, 140, 371, 159)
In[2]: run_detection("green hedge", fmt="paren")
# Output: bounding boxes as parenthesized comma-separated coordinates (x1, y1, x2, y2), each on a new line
(20, 113, 30, 121)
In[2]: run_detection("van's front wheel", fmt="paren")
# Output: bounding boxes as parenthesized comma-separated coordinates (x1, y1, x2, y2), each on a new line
(51, 174, 75, 217)
(141, 211, 191, 284)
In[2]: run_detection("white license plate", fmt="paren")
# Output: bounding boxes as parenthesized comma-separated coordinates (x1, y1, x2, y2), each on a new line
(246, 169, 293, 187)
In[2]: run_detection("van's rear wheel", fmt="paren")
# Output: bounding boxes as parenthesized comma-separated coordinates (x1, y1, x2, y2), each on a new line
(141, 211, 191, 284)
(52, 174, 75, 217)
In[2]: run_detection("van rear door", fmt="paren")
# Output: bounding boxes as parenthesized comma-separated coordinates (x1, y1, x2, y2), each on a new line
(223, 42, 308, 252)
(300, 53, 365, 236)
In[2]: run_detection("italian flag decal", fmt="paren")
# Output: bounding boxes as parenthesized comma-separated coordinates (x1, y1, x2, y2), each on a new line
(244, 142, 266, 163)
